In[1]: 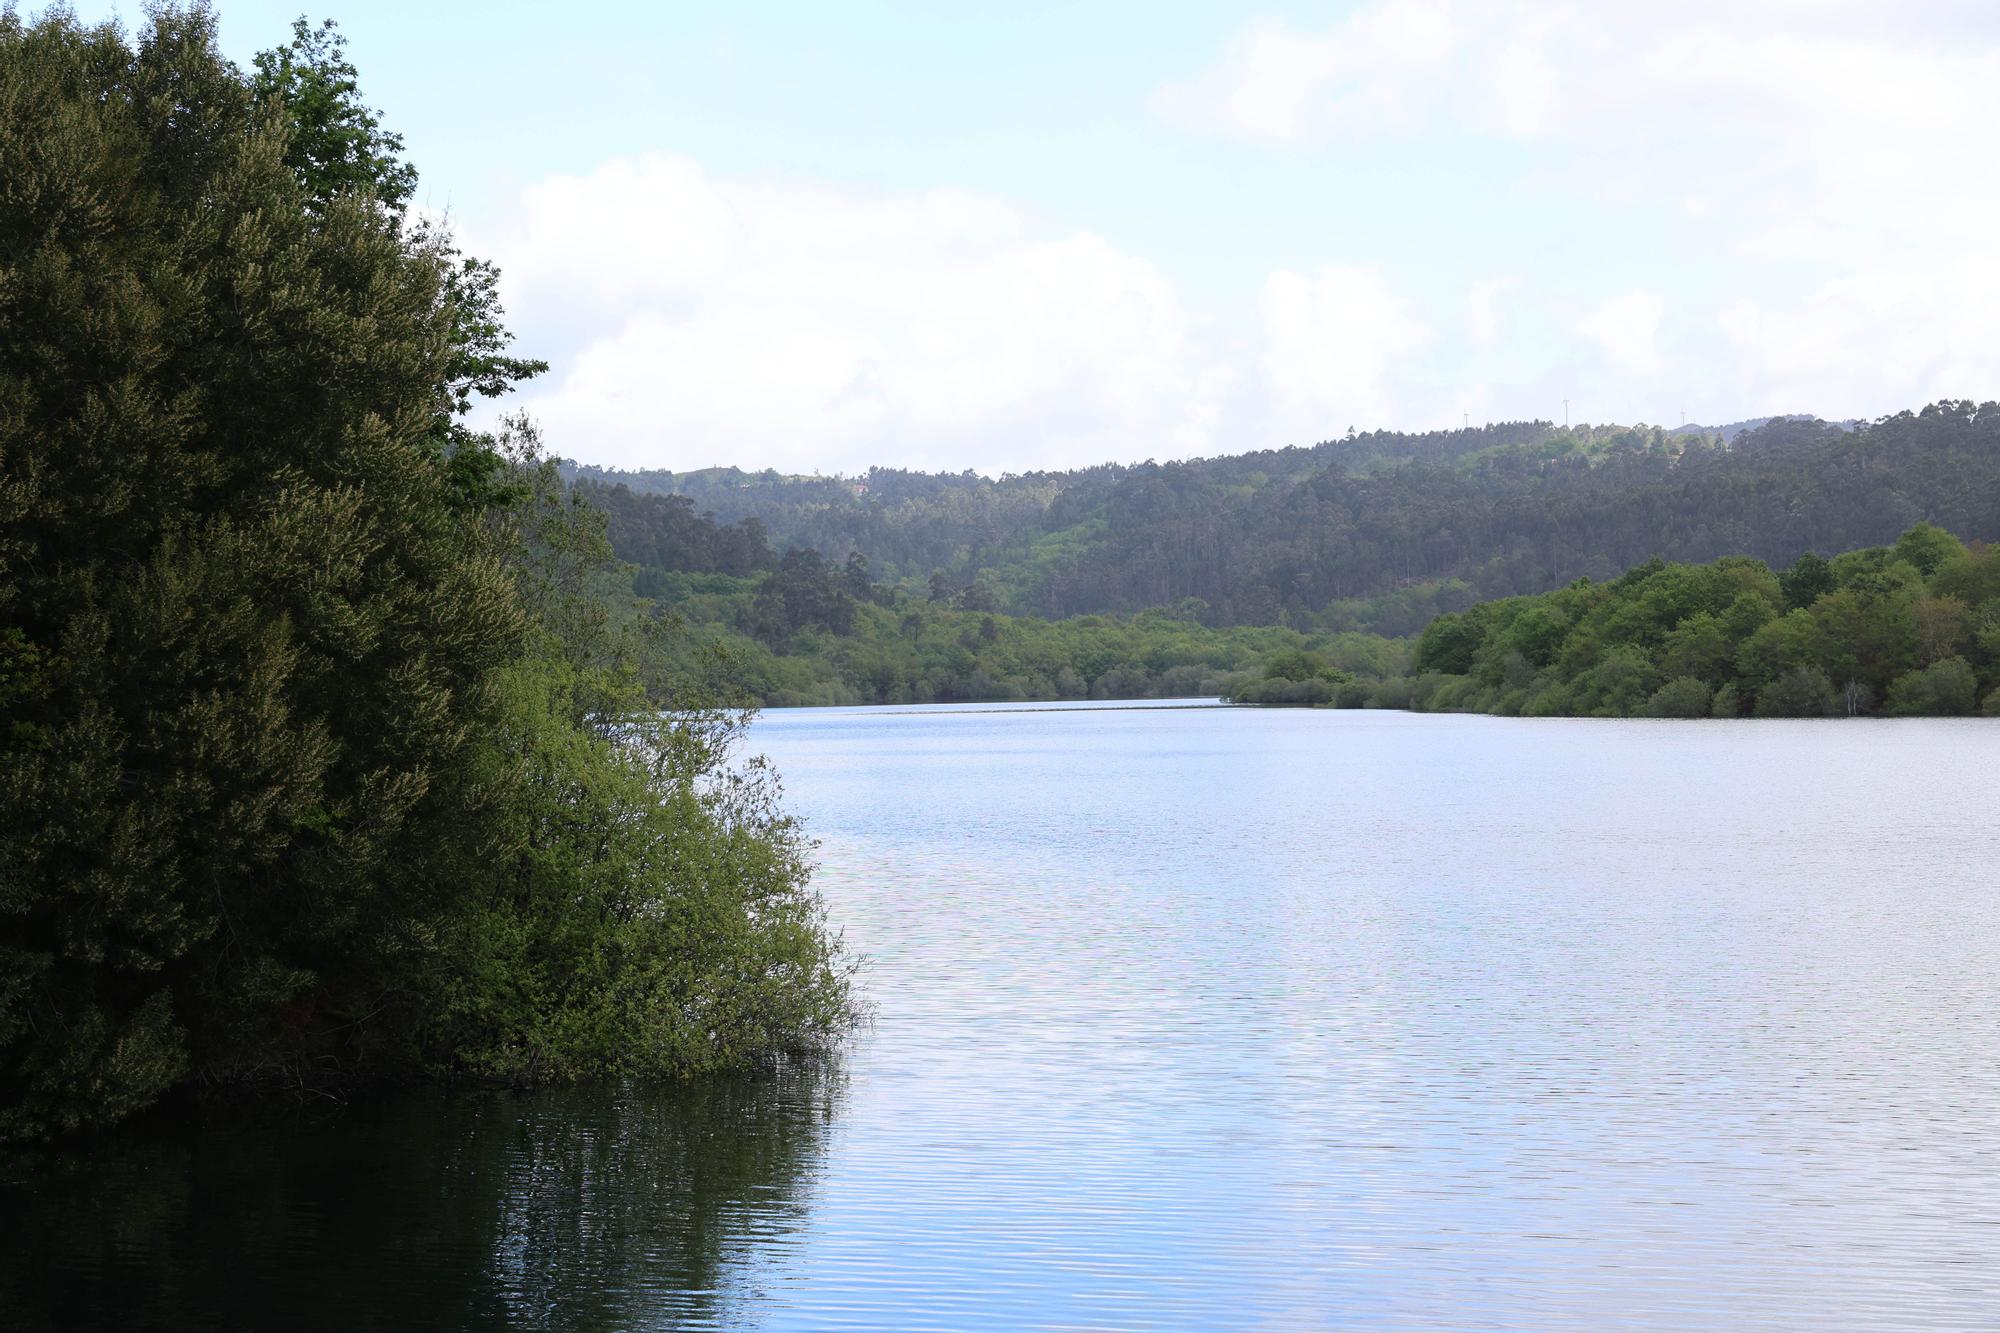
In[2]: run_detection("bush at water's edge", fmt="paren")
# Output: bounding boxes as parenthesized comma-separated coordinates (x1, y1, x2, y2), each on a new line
(1227, 521, 2000, 720)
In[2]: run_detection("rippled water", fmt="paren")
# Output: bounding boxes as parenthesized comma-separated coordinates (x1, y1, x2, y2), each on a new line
(9, 704, 2000, 1330)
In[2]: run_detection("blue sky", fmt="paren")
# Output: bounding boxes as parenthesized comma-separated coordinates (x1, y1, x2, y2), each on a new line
(75, 1, 2000, 473)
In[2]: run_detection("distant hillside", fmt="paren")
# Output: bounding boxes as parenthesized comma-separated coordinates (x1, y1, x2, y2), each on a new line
(570, 402, 2000, 630)
(1677, 414, 1860, 441)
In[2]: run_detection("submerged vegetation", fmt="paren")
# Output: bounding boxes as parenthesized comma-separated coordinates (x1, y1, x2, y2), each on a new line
(0, 8, 847, 1144)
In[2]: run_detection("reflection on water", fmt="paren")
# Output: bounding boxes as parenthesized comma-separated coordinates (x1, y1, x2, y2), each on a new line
(3, 1072, 840, 1331)
(7, 704, 2000, 1330)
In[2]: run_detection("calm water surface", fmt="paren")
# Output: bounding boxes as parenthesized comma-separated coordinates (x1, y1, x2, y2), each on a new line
(9, 704, 2000, 1329)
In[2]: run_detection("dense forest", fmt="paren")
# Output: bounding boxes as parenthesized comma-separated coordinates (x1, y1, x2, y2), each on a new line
(0, 9, 849, 1143)
(1230, 524, 2000, 718)
(633, 561, 1404, 707)
(570, 478, 1399, 706)
(573, 407, 1999, 631)
(574, 409, 1997, 707)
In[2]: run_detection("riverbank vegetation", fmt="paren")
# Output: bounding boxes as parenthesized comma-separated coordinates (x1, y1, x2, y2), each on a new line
(0, 8, 849, 1144)
(580, 462, 1998, 717)
(630, 566, 1407, 707)
(1229, 524, 2000, 718)
(578, 404, 2000, 708)
(573, 478, 1409, 705)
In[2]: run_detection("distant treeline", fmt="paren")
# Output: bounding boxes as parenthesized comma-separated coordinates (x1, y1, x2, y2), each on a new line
(572, 406, 1998, 631)
(634, 560, 1405, 709)
(1229, 524, 2000, 718)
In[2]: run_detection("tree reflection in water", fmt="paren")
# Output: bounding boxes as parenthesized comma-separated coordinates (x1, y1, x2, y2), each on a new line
(3, 1067, 841, 1331)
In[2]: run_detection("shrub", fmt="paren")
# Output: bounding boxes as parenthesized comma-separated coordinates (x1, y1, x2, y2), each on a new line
(1366, 677, 1416, 710)
(1521, 683, 1575, 716)
(1229, 676, 1336, 705)
(1886, 656, 1979, 716)
(1754, 666, 1840, 717)
(1643, 677, 1713, 719)
(1333, 679, 1372, 709)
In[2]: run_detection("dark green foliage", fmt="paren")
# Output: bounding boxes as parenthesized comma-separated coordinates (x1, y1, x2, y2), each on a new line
(1414, 612, 1485, 675)
(1781, 552, 1834, 610)
(1235, 525, 1999, 720)
(1261, 648, 1334, 682)
(842, 551, 876, 602)
(0, 9, 845, 1142)
(629, 566, 1399, 707)
(1886, 656, 1979, 716)
(581, 481, 772, 578)
(2, 5, 520, 1137)
(248, 16, 417, 209)
(1754, 667, 1840, 718)
(751, 548, 855, 648)
(572, 406, 2000, 631)
(1225, 649, 1358, 705)
(1226, 677, 1343, 706)
(580, 477, 1412, 706)
(436, 442, 849, 1080)
(245, 15, 541, 475)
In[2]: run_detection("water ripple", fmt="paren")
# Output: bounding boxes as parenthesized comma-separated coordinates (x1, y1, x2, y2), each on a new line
(7, 708, 1998, 1330)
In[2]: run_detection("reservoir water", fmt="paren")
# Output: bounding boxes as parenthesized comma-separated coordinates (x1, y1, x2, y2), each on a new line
(9, 704, 2000, 1329)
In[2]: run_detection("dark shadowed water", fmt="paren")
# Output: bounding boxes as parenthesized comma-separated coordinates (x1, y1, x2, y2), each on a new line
(8, 704, 2000, 1330)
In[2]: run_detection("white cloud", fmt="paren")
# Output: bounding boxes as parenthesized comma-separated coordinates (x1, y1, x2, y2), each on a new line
(1466, 277, 1520, 347)
(486, 156, 1232, 474)
(1259, 265, 1433, 436)
(1716, 256, 2000, 412)
(1153, 7, 1461, 142)
(1159, 1, 2000, 424)
(1577, 291, 1664, 374)
(453, 5, 2000, 475)
(1159, 1, 2000, 154)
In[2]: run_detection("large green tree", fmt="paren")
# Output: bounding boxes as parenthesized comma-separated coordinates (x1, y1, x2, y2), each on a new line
(0, 5, 532, 1136)
(0, 7, 846, 1141)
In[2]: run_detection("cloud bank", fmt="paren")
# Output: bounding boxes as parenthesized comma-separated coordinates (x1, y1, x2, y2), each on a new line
(480, 2, 2000, 474)
(486, 158, 1232, 475)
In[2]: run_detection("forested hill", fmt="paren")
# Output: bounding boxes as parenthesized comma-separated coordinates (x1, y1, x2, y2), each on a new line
(569, 404, 1996, 629)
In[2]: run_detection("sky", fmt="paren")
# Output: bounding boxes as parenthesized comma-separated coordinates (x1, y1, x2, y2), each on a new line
(74, 0, 2000, 475)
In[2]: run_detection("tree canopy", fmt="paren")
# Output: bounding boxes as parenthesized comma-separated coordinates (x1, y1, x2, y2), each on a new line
(0, 6, 846, 1143)
(1233, 524, 2000, 719)
(571, 407, 2000, 632)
